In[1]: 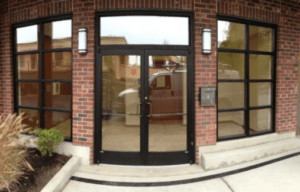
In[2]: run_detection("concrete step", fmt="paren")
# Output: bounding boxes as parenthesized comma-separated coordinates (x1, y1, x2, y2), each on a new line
(202, 137, 300, 170)
(76, 164, 205, 178)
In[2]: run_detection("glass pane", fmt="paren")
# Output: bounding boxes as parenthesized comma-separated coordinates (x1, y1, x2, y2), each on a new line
(218, 111, 245, 138)
(102, 55, 141, 151)
(148, 55, 187, 152)
(218, 83, 244, 109)
(218, 21, 245, 50)
(250, 83, 271, 107)
(19, 108, 40, 130)
(218, 52, 245, 79)
(249, 54, 272, 79)
(18, 82, 40, 107)
(44, 52, 72, 79)
(16, 25, 39, 52)
(45, 111, 71, 138)
(44, 20, 72, 49)
(44, 82, 71, 109)
(249, 26, 273, 52)
(250, 108, 271, 134)
(101, 16, 188, 45)
(17, 54, 39, 79)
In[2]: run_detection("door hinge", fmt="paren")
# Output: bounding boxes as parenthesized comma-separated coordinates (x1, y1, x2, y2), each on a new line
(191, 142, 193, 146)
(98, 47, 101, 53)
(100, 151, 104, 154)
(185, 151, 189, 153)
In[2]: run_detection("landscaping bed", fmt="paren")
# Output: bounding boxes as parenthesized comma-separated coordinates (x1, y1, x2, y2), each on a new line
(0, 148, 70, 192)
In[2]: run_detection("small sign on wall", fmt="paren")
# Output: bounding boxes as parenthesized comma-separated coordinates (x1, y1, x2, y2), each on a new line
(199, 87, 216, 106)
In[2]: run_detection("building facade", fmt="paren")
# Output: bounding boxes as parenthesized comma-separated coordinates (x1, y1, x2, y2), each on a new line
(0, 0, 299, 166)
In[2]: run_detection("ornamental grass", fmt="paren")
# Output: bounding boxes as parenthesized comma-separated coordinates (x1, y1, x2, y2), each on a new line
(0, 113, 33, 191)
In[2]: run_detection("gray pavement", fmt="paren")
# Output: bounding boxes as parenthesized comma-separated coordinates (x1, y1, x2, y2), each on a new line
(62, 154, 300, 192)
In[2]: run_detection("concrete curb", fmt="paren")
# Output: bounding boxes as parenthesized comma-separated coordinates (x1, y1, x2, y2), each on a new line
(41, 156, 80, 192)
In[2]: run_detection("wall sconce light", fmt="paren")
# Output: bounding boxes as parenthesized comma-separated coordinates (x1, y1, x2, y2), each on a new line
(202, 28, 211, 54)
(78, 28, 87, 54)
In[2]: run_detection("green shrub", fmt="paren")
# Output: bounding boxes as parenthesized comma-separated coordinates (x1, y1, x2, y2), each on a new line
(35, 128, 64, 158)
(0, 113, 33, 191)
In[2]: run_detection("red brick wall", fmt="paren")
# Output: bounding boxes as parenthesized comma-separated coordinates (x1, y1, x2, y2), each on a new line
(0, 0, 299, 165)
(0, 0, 13, 117)
(72, 0, 95, 165)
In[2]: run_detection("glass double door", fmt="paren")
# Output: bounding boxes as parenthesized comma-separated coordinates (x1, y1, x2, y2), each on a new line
(99, 50, 190, 165)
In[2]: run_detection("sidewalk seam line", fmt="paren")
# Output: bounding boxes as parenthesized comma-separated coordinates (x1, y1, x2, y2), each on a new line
(221, 177, 234, 192)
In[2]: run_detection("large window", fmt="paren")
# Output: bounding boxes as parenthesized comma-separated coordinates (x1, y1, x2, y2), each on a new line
(100, 16, 189, 45)
(14, 16, 72, 140)
(217, 17, 276, 140)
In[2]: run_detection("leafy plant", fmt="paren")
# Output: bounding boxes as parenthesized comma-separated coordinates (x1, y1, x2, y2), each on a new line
(0, 113, 34, 191)
(35, 128, 64, 158)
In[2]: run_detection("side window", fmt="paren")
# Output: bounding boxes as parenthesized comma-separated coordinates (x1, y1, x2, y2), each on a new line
(153, 75, 171, 89)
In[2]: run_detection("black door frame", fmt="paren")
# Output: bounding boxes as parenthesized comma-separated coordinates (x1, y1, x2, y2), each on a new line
(94, 10, 195, 165)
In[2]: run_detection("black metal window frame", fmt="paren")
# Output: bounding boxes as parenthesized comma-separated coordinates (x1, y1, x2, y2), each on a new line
(217, 15, 277, 141)
(12, 14, 73, 142)
(94, 10, 195, 165)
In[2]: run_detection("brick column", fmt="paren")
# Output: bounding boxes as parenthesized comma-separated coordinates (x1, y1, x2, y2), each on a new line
(194, 0, 218, 164)
(276, 2, 300, 133)
(0, 0, 13, 117)
(72, 0, 95, 165)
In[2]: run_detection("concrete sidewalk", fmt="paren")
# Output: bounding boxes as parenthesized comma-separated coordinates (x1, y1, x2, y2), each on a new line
(62, 151, 300, 192)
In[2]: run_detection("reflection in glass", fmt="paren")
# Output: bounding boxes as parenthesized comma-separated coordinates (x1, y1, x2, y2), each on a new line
(250, 83, 271, 107)
(249, 55, 272, 79)
(44, 82, 71, 109)
(16, 25, 39, 52)
(250, 109, 271, 134)
(17, 54, 39, 79)
(44, 20, 72, 49)
(218, 21, 245, 50)
(218, 52, 244, 79)
(44, 52, 72, 79)
(101, 16, 188, 45)
(19, 108, 40, 130)
(102, 55, 140, 151)
(218, 83, 244, 109)
(218, 111, 245, 138)
(18, 82, 40, 107)
(45, 111, 71, 138)
(249, 26, 273, 52)
(148, 55, 187, 152)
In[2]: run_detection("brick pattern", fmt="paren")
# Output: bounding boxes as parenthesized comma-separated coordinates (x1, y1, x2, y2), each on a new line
(0, 0, 299, 165)
(72, 0, 95, 165)
(96, 0, 194, 10)
(276, 0, 300, 133)
(194, 0, 218, 164)
(9, 0, 73, 24)
(218, 0, 281, 23)
(0, 0, 13, 117)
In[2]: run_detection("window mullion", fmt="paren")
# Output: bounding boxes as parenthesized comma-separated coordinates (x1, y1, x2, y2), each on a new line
(245, 24, 250, 136)
(40, 21, 45, 130)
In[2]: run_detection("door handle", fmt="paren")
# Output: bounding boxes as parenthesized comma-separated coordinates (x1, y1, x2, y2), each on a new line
(136, 103, 142, 117)
(147, 102, 152, 117)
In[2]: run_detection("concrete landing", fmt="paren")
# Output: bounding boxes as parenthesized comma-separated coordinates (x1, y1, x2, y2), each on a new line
(62, 150, 300, 192)
(202, 137, 300, 170)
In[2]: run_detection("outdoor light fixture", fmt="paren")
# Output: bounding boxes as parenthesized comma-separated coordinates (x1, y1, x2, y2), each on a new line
(78, 28, 87, 54)
(202, 28, 211, 54)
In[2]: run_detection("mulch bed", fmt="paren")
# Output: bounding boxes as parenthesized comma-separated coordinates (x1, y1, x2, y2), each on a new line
(0, 148, 71, 192)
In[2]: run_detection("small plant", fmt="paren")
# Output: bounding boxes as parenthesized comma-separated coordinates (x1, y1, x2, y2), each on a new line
(35, 128, 64, 158)
(0, 113, 34, 191)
